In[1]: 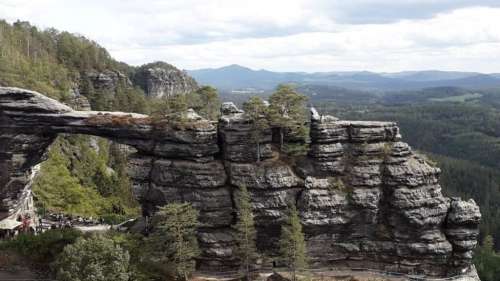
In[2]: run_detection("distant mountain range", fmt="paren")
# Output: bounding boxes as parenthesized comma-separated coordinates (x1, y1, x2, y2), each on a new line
(188, 64, 500, 92)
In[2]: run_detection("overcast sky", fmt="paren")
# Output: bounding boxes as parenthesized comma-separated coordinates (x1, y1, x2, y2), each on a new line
(1, 0, 500, 72)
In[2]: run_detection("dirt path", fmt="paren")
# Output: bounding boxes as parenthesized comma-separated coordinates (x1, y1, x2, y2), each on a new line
(194, 269, 406, 281)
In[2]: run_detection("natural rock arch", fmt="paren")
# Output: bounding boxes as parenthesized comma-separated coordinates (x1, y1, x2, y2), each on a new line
(0, 87, 481, 277)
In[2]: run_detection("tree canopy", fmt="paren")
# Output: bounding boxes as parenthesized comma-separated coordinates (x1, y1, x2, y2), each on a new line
(54, 235, 131, 281)
(268, 84, 308, 150)
(148, 203, 200, 281)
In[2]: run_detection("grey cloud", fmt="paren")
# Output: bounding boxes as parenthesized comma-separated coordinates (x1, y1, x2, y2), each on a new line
(319, 0, 500, 24)
(119, 0, 500, 47)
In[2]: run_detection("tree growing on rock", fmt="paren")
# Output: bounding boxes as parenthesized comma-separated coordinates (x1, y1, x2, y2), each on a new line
(243, 96, 269, 162)
(149, 203, 200, 281)
(234, 185, 258, 280)
(150, 86, 220, 123)
(192, 86, 221, 121)
(278, 204, 308, 281)
(268, 85, 308, 151)
(54, 235, 131, 281)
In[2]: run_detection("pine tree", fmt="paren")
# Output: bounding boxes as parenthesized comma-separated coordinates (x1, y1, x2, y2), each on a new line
(234, 185, 258, 280)
(268, 85, 308, 151)
(150, 203, 200, 281)
(474, 235, 500, 281)
(194, 86, 221, 121)
(279, 204, 308, 281)
(243, 96, 269, 162)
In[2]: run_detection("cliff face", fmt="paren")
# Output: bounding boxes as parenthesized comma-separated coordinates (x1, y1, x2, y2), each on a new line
(84, 70, 132, 93)
(133, 62, 199, 98)
(0, 87, 481, 277)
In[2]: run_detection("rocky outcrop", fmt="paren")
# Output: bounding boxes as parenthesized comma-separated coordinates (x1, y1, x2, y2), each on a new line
(0, 87, 481, 278)
(72, 69, 133, 110)
(65, 89, 92, 111)
(84, 70, 131, 93)
(133, 62, 198, 98)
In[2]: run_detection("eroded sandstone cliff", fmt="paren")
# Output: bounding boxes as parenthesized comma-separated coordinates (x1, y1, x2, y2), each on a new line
(0, 87, 480, 277)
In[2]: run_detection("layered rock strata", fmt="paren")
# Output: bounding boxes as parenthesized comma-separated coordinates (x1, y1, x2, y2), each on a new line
(0, 87, 481, 277)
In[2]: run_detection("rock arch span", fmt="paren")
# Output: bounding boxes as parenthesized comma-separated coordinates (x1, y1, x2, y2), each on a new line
(0, 87, 481, 277)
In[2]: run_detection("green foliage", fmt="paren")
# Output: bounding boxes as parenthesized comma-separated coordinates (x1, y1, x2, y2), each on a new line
(268, 84, 308, 150)
(279, 204, 308, 281)
(32, 141, 107, 217)
(343, 103, 500, 170)
(474, 235, 500, 281)
(150, 93, 190, 120)
(191, 86, 221, 120)
(432, 154, 500, 248)
(54, 235, 131, 281)
(114, 84, 149, 113)
(88, 80, 149, 113)
(0, 20, 148, 113)
(33, 136, 140, 219)
(243, 96, 270, 162)
(148, 203, 200, 281)
(0, 229, 82, 264)
(0, 20, 129, 101)
(104, 231, 156, 281)
(234, 185, 258, 278)
(1, 19, 143, 221)
(150, 86, 221, 121)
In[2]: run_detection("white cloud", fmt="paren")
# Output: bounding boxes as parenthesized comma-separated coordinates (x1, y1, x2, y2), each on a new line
(0, 0, 499, 72)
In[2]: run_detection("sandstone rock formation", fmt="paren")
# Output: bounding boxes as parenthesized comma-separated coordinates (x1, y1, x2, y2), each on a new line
(133, 62, 199, 98)
(84, 69, 131, 93)
(0, 87, 481, 277)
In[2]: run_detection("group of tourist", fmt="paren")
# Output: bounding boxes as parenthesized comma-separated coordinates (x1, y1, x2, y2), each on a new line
(38, 213, 105, 231)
